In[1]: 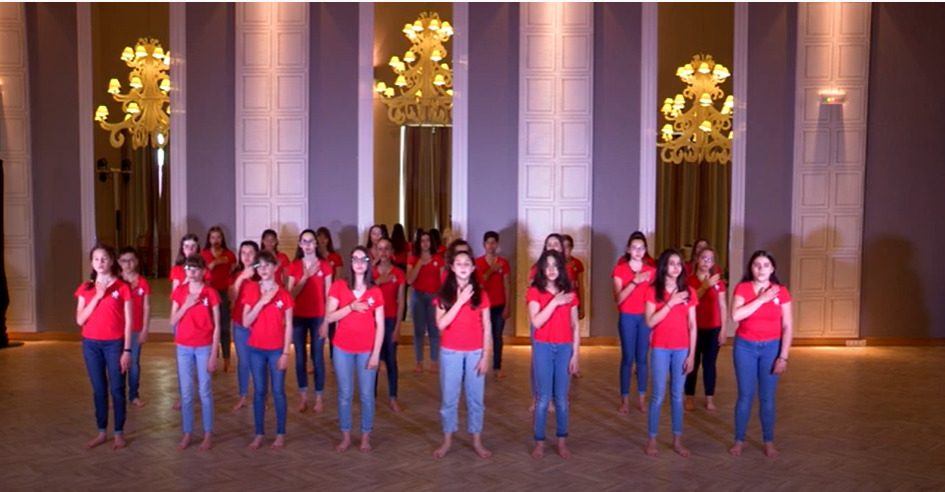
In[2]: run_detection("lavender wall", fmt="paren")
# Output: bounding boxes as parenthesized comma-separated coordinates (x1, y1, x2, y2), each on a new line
(310, 3, 361, 253)
(467, 4, 519, 290)
(591, 3, 641, 337)
(743, 3, 796, 280)
(27, 3, 83, 331)
(185, 3, 235, 241)
(861, 4, 945, 338)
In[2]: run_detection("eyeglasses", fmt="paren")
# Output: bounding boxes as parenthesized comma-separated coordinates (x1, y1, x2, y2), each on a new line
(184, 265, 202, 272)
(351, 256, 370, 264)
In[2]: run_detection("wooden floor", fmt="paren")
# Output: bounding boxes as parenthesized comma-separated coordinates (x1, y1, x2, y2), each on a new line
(1, 342, 943, 490)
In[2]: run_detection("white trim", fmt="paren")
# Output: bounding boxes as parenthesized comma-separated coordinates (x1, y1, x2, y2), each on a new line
(450, 1, 469, 237)
(169, 3, 188, 260)
(357, 3, 374, 236)
(76, 3, 94, 278)
(638, 3, 657, 240)
(728, 3, 748, 336)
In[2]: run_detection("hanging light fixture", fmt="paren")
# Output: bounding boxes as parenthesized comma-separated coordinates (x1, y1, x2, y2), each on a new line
(374, 12, 454, 126)
(658, 53, 733, 164)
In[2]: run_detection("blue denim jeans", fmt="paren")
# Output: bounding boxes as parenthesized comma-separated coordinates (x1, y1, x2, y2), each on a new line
(333, 347, 377, 433)
(618, 313, 650, 396)
(250, 346, 287, 436)
(82, 338, 126, 433)
(216, 288, 231, 359)
(233, 324, 251, 397)
(127, 331, 143, 401)
(489, 305, 506, 370)
(439, 348, 486, 434)
(176, 344, 214, 434)
(733, 336, 781, 442)
(533, 341, 572, 441)
(292, 316, 325, 394)
(374, 318, 399, 399)
(648, 348, 688, 437)
(412, 290, 439, 363)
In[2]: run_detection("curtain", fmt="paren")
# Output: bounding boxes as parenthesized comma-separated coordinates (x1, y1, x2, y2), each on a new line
(404, 126, 451, 234)
(655, 160, 731, 274)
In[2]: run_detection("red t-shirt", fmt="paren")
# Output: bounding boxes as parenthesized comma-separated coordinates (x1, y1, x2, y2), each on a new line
(435, 292, 491, 351)
(241, 282, 294, 351)
(734, 282, 792, 341)
(169, 264, 211, 289)
(408, 254, 444, 294)
(645, 285, 698, 349)
(687, 274, 726, 328)
(201, 248, 236, 291)
(230, 272, 256, 326)
(288, 258, 333, 317)
(127, 276, 150, 332)
(326, 252, 343, 274)
(74, 280, 131, 341)
(171, 284, 220, 347)
(328, 280, 384, 353)
(392, 247, 409, 266)
(476, 255, 511, 306)
(612, 261, 657, 314)
(373, 265, 405, 320)
(526, 287, 579, 344)
(270, 251, 292, 285)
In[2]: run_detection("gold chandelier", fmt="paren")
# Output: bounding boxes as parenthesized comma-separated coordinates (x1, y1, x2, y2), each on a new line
(658, 54, 733, 164)
(374, 12, 454, 126)
(93, 37, 170, 149)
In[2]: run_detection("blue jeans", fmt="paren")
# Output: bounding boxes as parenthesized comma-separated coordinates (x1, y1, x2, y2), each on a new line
(233, 324, 251, 397)
(374, 318, 399, 399)
(533, 341, 572, 441)
(292, 316, 325, 394)
(216, 288, 231, 359)
(127, 331, 143, 401)
(648, 348, 688, 437)
(250, 346, 287, 436)
(176, 344, 214, 434)
(439, 348, 486, 434)
(333, 347, 377, 433)
(412, 290, 439, 363)
(82, 338, 126, 433)
(490, 305, 506, 370)
(618, 313, 650, 396)
(733, 337, 781, 442)
(685, 328, 721, 396)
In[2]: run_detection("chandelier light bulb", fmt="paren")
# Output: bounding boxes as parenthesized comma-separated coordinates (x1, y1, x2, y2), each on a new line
(403, 50, 416, 63)
(384, 87, 395, 98)
(430, 49, 443, 62)
(698, 120, 712, 133)
(414, 89, 423, 98)
(433, 74, 445, 86)
(428, 18, 440, 31)
(94, 105, 109, 122)
(129, 76, 143, 89)
(135, 44, 147, 58)
(446, 89, 453, 96)
(389, 56, 401, 68)
(698, 62, 710, 74)
(159, 78, 171, 92)
(440, 21, 453, 36)
(152, 46, 165, 60)
(126, 101, 141, 114)
(375, 81, 388, 93)
(107, 78, 121, 95)
(395, 75, 407, 87)
(699, 93, 712, 107)
(412, 20, 424, 32)
(121, 47, 134, 62)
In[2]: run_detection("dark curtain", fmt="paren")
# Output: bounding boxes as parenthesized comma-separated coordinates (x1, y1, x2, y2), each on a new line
(655, 160, 731, 273)
(404, 126, 451, 234)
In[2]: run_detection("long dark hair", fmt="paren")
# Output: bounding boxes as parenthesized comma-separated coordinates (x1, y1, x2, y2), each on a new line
(543, 233, 564, 251)
(653, 249, 687, 302)
(390, 223, 408, 254)
(206, 225, 230, 251)
(316, 227, 336, 254)
(175, 233, 201, 265)
(365, 224, 389, 250)
(347, 245, 375, 290)
(429, 228, 442, 250)
(294, 228, 318, 260)
(622, 230, 648, 263)
(234, 240, 260, 280)
(437, 250, 482, 311)
(742, 250, 782, 285)
(412, 229, 438, 257)
(446, 238, 472, 264)
(260, 229, 279, 251)
(85, 242, 121, 289)
(531, 250, 572, 294)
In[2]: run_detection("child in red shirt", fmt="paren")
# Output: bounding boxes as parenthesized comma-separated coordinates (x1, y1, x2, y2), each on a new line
(260, 229, 292, 287)
(407, 229, 444, 373)
(201, 226, 235, 372)
(476, 230, 511, 378)
(230, 240, 260, 411)
(118, 247, 150, 408)
(372, 238, 405, 413)
(684, 247, 728, 412)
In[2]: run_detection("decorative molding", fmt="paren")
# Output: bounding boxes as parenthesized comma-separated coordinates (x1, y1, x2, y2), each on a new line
(638, 3, 657, 240)
(357, 2, 373, 239)
(790, 3, 871, 337)
(169, 3, 188, 259)
(235, 3, 309, 246)
(517, 3, 593, 337)
(728, 3, 748, 336)
(0, 2, 36, 331)
(450, 2, 469, 237)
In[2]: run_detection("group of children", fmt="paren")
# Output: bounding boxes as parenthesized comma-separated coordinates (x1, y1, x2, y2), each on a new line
(75, 224, 792, 460)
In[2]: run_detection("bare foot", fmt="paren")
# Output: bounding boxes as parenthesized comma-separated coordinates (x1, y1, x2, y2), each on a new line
(473, 441, 492, 459)
(528, 397, 536, 415)
(313, 395, 324, 413)
(433, 434, 452, 459)
(389, 399, 402, 413)
(672, 436, 690, 458)
(199, 433, 213, 451)
(359, 433, 372, 453)
(556, 438, 571, 459)
(272, 435, 286, 449)
(223, 358, 231, 373)
(494, 370, 505, 380)
(644, 437, 659, 456)
(617, 396, 630, 415)
(414, 363, 424, 374)
(764, 442, 780, 459)
(113, 434, 127, 450)
(729, 441, 744, 456)
(637, 394, 647, 414)
(233, 396, 247, 411)
(131, 399, 146, 408)
(298, 395, 309, 413)
(248, 435, 264, 450)
(173, 400, 181, 411)
(684, 396, 695, 411)
(531, 441, 545, 460)
(335, 432, 351, 453)
(705, 396, 717, 412)
(86, 432, 107, 449)
(178, 433, 192, 451)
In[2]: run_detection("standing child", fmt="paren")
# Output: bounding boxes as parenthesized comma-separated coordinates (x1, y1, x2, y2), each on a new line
(118, 247, 150, 408)
(373, 238, 405, 412)
(684, 247, 727, 412)
(260, 229, 292, 287)
(612, 231, 656, 414)
(201, 226, 236, 372)
(230, 240, 260, 410)
(476, 231, 511, 379)
(407, 229, 444, 373)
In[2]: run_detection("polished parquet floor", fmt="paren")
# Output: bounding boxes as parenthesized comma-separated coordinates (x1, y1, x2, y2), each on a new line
(1, 342, 943, 490)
